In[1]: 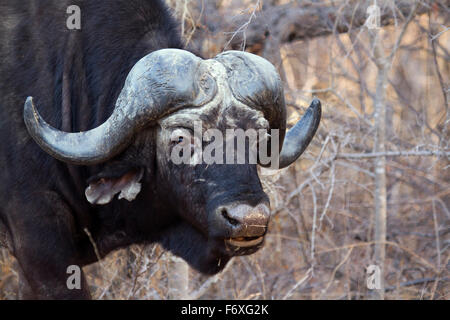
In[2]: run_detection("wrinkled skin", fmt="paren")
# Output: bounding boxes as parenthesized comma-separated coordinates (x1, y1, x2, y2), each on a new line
(154, 105, 271, 274)
(74, 103, 272, 284)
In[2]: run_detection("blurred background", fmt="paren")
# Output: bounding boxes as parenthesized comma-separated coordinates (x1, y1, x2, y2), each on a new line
(1, 0, 449, 300)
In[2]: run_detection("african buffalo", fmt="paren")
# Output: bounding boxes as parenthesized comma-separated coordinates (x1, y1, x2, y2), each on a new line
(0, 0, 320, 299)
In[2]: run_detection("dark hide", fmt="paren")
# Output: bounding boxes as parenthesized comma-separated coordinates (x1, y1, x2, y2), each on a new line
(0, 0, 271, 299)
(0, 0, 183, 299)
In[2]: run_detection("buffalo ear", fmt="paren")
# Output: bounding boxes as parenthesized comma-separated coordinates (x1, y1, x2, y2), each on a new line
(85, 169, 144, 205)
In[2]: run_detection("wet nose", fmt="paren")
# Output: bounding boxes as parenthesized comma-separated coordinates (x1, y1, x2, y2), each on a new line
(216, 203, 270, 238)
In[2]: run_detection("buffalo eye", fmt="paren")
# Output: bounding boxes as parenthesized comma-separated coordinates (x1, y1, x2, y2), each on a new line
(170, 129, 192, 146)
(171, 135, 187, 146)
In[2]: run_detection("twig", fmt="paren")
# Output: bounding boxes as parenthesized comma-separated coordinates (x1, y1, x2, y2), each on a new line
(431, 200, 442, 299)
(319, 248, 353, 299)
(387, 1, 420, 61)
(319, 161, 335, 230)
(385, 277, 449, 292)
(309, 182, 318, 268)
(223, 1, 260, 51)
(317, 240, 439, 273)
(282, 268, 312, 300)
(84, 228, 102, 263)
(189, 259, 234, 300)
(336, 150, 450, 159)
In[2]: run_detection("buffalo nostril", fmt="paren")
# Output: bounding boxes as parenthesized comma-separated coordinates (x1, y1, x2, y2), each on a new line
(221, 208, 240, 226)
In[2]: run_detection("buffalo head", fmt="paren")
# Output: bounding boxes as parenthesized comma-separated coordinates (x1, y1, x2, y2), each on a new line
(23, 49, 321, 274)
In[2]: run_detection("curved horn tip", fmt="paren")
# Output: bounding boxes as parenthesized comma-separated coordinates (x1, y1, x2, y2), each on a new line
(311, 96, 321, 106)
(309, 97, 322, 115)
(24, 96, 39, 126)
(24, 96, 34, 112)
(25, 96, 34, 108)
(309, 97, 322, 126)
(277, 97, 322, 169)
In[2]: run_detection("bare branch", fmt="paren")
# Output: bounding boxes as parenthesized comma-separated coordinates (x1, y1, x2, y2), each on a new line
(336, 150, 450, 159)
(195, 0, 435, 52)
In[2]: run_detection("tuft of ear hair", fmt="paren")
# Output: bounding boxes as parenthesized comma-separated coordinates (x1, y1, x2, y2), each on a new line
(85, 169, 144, 205)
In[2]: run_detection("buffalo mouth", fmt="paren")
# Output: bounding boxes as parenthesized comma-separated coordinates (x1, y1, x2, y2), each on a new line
(223, 236, 265, 255)
(225, 236, 264, 247)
